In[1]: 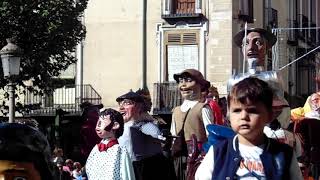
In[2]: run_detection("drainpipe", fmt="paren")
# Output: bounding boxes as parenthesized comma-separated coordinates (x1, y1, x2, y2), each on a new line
(76, 41, 84, 105)
(142, 0, 147, 89)
(76, 14, 84, 105)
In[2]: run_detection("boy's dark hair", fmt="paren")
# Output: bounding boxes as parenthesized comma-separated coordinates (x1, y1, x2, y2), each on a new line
(0, 123, 54, 180)
(228, 77, 274, 113)
(99, 108, 124, 138)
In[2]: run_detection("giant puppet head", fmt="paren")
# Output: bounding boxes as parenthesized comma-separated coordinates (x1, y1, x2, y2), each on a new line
(96, 108, 124, 139)
(234, 28, 277, 69)
(0, 123, 53, 180)
(116, 90, 145, 122)
(173, 69, 210, 101)
(232, 28, 291, 129)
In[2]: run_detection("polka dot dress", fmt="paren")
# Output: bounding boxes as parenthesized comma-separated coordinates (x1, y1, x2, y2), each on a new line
(86, 141, 134, 180)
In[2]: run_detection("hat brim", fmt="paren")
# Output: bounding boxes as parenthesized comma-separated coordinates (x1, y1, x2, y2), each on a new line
(272, 99, 289, 108)
(173, 72, 190, 83)
(173, 72, 210, 90)
(116, 91, 144, 103)
(233, 28, 277, 48)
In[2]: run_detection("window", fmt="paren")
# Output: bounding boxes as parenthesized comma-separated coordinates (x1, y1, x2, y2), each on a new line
(164, 31, 199, 81)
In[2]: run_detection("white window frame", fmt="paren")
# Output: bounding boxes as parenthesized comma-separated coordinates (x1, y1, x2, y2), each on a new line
(156, 22, 208, 82)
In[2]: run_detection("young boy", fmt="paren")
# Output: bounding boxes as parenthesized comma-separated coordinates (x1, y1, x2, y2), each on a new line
(195, 77, 303, 180)
(85, 108, 135, 180)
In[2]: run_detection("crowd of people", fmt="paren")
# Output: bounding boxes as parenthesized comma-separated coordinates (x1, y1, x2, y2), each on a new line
(51, 148, 87, 180)
(1, 26, 319, 180)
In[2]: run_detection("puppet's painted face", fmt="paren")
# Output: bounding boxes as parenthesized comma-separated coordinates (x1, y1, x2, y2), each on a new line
(96, 115, 114, 139)
(178, 76, 201, 100)
(242, 31, 266, 66)
(0, 160, 41, 180)
(118, 99, 138, 122)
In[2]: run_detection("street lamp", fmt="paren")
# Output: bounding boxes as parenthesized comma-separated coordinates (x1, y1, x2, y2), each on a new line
(0, 38, 22, 123)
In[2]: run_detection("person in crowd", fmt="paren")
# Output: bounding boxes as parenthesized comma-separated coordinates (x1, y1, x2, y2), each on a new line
(291, 91, 320, 121)
(85, 108, 135, 180)
(79, 102, 103, 161)
(72, 162, 83, 180)
(63, 159, 74, 177)
(0, 122, 54, 179)
(303, 93, 320, 120)
(80, 166, 87, 180)
(263, 96, 302, 160)
(171, 69, 213, 180)
(203, 85, 224, 125)
(52, 147, 64, 166)
(117, 90, 175, 180)
(195, 77, 303, 180)
(294, 93, 320, 179)
(57, 162, 72, 180)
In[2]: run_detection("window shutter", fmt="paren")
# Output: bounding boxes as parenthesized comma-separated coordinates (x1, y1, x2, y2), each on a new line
(166, 31, 198, 44)
(168, 33, 181, 43)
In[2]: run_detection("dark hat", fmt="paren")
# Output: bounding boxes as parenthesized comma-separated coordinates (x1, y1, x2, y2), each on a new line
(116, 90, 144, 103)
(233, 28, 277, 48)
(173, 69, 210, 90)
(272, 95, 289, 108)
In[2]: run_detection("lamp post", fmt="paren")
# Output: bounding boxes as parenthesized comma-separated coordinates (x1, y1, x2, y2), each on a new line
(0, 38, 22, 123)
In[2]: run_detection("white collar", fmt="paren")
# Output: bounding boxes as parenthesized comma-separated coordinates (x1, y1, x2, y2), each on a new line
(232, 135, 269, 151)
(181, 99, 199, 112)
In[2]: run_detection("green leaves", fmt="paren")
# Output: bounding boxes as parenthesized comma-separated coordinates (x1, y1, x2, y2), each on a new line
(0, 0, 88, 113)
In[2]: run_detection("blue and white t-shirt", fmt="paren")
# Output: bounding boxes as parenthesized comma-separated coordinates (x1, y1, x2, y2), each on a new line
(237, 143, 266, 180)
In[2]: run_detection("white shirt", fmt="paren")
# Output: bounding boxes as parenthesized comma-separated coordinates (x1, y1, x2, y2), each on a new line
(170, 99, 213, 136)
(264, 126, 302, 158)
(237, 143, 265, 179)
(86, 139, 135, 180)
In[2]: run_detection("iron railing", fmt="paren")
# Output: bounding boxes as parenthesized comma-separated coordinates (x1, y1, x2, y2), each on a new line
(162, 0, 203, 18)
(153, 82, 182, 114)
(23, 84, 102, 116)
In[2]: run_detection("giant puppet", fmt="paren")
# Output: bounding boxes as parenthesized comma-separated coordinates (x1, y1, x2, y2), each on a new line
(170, 69, 213, 180)
(85, 108, 135, 180)
(232, 28, 292, 130)
(205, 27, 295, 152)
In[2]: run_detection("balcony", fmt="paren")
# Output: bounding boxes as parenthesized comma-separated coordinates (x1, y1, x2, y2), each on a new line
(238, 0, 254, 23)
(296, 14, 320, 46)
(153, 82, 182, 114)
(287, 19, 298, 46)
(161, 0, 203, 19)
(23, 84, 102, 116)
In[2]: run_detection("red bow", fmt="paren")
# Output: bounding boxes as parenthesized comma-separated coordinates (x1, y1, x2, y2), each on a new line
(97, 139, 118, 152)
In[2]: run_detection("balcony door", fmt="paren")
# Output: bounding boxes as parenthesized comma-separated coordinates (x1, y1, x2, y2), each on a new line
(174, 0, 196, 14)
(164, 31, 199, 81)
(167, 44, 199, 81)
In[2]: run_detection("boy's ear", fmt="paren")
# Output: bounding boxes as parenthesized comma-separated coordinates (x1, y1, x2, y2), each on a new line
(112, 122, 120, 130)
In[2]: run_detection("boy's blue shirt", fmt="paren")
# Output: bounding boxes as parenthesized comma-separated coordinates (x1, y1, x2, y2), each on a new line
(212, 135, 293, 180)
